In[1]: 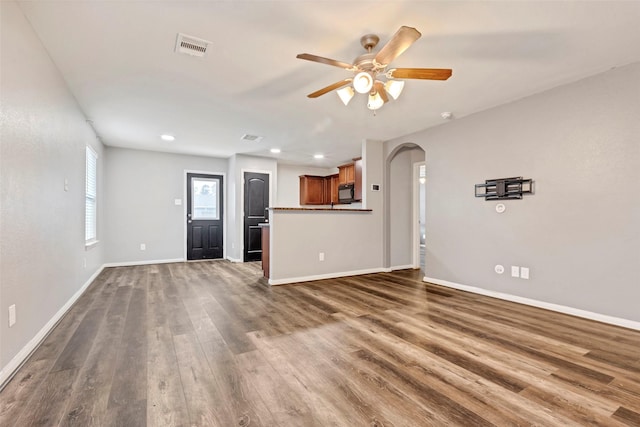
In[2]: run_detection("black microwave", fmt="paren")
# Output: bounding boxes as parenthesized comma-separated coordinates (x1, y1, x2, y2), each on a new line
(338, 183, 355, 203)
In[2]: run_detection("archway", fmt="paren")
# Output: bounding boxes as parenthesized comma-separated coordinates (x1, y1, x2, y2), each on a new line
(384, 143, 425, 270)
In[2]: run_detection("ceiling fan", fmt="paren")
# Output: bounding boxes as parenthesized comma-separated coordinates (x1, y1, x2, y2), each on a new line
(296, 26, 452, 110)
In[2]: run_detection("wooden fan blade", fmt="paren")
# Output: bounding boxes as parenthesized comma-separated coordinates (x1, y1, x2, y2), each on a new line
(388, 68, 452, 80)
(296, 53, 355, 70)
(373, 81, 389, 103)
(374, 26, 421, 66)
(307, 79, 352, 98)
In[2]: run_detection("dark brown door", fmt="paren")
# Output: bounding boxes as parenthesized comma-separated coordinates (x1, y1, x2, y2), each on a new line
(244, 172, 269, 262)
(187, 173, 223, 260)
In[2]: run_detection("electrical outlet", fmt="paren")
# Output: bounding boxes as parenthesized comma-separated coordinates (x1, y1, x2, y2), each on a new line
(319, 252, 325, 261)
(174, 199, 182, 206)
(521, 267, 530, 279)
(64, 178, 69, 192)
(9, 305, 16, 327)
(511, 266, 520, 278)
(140, 243, 146, 251)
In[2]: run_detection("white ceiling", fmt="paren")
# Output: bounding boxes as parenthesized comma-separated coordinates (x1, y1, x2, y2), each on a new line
(17, 1, 640, 167)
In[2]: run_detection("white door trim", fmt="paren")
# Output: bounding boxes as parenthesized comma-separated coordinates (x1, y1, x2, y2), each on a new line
(183, 170, 227, 261)
(412, 161, 425, 269)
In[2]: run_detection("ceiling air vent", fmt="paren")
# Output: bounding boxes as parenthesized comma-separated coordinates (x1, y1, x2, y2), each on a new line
(175, 33, 211, 57)
(241, 134, 263, 143)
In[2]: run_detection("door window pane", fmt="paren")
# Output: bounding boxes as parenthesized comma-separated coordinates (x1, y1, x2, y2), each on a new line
(192, 178, 219, 219)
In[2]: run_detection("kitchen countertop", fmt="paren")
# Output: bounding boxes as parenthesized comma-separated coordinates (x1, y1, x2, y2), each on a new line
(268, 207, 372, 212)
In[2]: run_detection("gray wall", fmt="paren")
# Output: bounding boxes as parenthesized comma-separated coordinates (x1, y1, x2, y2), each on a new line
(270, 210, 380, 281)
(386, 62, 640, 321)
(102, 150, 285, 264)
(0, 2, 104, 375)
(363, 139, 386, 269)
(227, 155, 238, 260)
(104, 147, 227, 263)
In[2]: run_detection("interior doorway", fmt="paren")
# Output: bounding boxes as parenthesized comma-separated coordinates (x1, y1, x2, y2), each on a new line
(243, 172, 270, 262)
(384, 143, 425, 270)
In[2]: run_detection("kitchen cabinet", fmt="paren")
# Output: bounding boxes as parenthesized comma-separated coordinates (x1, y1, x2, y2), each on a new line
(300, 174, 340, 205)
(260, 224, 269, 279)
(338, 163, 355, 184)
(299, 175, 326, 205)
(329, 174, 339, 204)
(300, 159, 361, 205)
(354, 158, 362, 201)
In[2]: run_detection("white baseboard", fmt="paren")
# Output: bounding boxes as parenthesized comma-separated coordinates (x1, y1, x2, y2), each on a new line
(269, 267, 388, 286)
(226, 256, 242, 263)
(102, 258, 184, 268)
(0, 265, 106, 389)
(423, 276, 640, 331)
(389, 264, 415, 271)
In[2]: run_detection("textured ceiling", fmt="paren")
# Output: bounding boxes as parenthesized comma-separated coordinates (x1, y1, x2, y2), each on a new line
(17, 0, 640, 166)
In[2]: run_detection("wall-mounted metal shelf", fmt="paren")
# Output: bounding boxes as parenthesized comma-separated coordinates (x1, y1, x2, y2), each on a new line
(475, 177, 533, 200)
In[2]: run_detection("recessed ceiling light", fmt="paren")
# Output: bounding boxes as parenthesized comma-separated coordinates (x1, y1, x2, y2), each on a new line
(441, 112, 453, 120)
(314, 154, 324, 159)
(270, 148, 281, 154)
(160, 134, 175, 141)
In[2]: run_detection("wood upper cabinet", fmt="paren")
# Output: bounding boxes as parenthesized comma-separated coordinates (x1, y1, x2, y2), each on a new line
(322, 177, 330, 204)
(354, 158, 362, 201)
(338, 159, 362, 201)
(300, 159, 361, 205)
(338, 163, 355, 184)
(299, 175, 326, 205)
(329, 174, 339, 204)
(300, 174, 340, 205)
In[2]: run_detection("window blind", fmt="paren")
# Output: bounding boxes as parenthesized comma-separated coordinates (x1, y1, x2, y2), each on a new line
(85, 146, 97, 242)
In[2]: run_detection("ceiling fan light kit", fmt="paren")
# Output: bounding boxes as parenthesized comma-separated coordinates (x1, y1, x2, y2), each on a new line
(353, 72, 374, 94)
(384, 79, 405, 100)
(367, 92, 385, 110)
(337, 86, 355, 106)
(296, 26, 452, 112)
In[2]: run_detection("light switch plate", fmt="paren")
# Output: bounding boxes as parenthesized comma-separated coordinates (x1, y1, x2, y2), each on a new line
(174, 199, 182, 205)
(521, 267, 529, 279)
(511, 266, 520, 277)
(9, 304, 16, 327)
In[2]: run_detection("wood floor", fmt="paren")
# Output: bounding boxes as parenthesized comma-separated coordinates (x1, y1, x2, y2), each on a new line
(1, 261, 639, 426)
